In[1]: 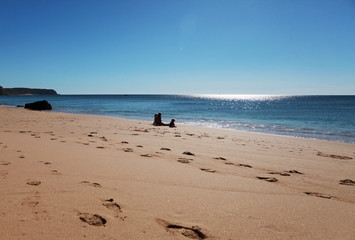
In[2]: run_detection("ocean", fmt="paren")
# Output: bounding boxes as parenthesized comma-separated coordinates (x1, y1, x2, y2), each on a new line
(1, 94, 355, 143)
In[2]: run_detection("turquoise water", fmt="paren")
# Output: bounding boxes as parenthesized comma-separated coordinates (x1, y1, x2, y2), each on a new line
(1, 95, 355, 143)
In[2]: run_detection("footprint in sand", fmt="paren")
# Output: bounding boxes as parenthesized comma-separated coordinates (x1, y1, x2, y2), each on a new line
(121, 141, 129, 144)
(135, 129, 149, 133)
(268, 171, 291, 176)
(89, 182, 102, 188)
(214, 157, 226, 161)
(225, 162, 252, 168)
(317, 152, 352, 160)
(177, 158, 193, 164)
(339, 179, 355, 186)
(160, 148, 171, 151)
(257, 176, 278, 182)
(102, 199, 122, 218)
(96, 146, 105, 149)
(51, 170, 61, 175)
(21, 199, 39, 207)
(19, 155, 25, 159)
(26, 179, 41, 186)
(123, 148, 133, 152)
(304, 192, 334, 199)
(238, 163, 252, 168)
(141, 154, 152, 158)
(287, 170, 303, 174)
(156, 218, 208, 240)
(80, 181, 102, 187)
(1, 161, 10, 166)
(0, 170, 8, 179)
(21, 194, 40, 208)
(77, 212, 107, 226)
(183, 151, 195, 156)
(136, 145, 143, 148)
(200, 168, 216, 173)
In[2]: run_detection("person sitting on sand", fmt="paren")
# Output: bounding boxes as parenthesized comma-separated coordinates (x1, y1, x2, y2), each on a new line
(153, 114, 158, 125)
(153, 113, 175, 127)
(169, 119, 176, 128)
(153, 113, 163, 126)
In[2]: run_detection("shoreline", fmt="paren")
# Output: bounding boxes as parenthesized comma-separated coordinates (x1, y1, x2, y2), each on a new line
(2, 104, 354, 145)
(1, 95, 355, 144)
(1, 107, 355, 239)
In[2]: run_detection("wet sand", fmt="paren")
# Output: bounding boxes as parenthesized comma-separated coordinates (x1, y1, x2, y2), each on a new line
(0, 107, 354, 239)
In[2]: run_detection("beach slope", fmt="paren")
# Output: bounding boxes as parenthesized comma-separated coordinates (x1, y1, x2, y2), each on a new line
(0, 107, 354, 239)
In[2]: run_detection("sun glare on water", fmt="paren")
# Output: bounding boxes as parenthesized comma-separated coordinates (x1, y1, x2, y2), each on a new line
(191, 94, 288, 101)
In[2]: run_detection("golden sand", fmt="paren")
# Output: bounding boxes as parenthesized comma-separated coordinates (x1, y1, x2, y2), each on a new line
(0, 107, 354, 239)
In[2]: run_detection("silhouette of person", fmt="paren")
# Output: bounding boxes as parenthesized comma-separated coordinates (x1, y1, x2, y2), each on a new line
(153, 114, 158, 126)
(169, 119, 176, 128)
(153, 113, 163, 126)
(153, 113, 175, 127)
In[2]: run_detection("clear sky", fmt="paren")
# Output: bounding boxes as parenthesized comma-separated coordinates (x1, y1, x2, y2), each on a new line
(1, 0, 354, 94)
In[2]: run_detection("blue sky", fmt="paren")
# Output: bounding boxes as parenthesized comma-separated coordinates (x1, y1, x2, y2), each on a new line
(1, 0, 354, 94)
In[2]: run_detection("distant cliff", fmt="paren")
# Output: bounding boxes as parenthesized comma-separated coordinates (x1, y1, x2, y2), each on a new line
(0, 86, 58, 95)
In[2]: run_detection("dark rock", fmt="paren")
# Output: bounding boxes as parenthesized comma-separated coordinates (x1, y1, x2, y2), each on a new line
(25, 100, 52, 111)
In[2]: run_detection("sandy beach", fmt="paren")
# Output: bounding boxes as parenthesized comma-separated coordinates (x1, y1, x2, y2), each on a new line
(0, 107, 354, 239)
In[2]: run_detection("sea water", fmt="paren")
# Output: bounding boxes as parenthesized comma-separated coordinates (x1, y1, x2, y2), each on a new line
(1, 95, 355, 143)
